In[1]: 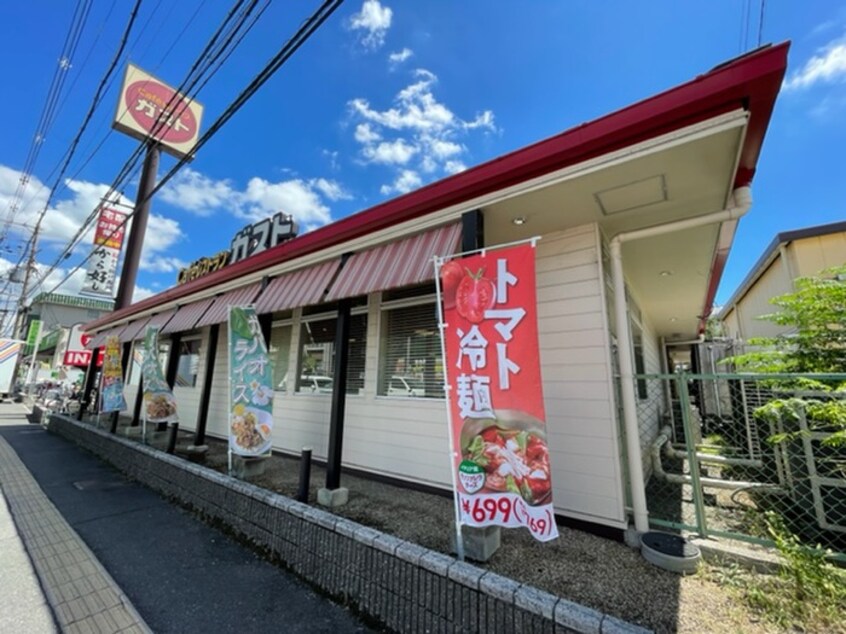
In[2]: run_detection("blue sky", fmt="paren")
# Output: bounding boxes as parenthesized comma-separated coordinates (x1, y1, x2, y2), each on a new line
(0, 0, 844, 322)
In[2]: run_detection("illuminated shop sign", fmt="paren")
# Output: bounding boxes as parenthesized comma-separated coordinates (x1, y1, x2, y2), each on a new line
(176, 212, 298, 285)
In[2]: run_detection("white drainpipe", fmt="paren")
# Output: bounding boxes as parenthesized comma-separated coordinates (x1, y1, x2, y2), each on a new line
(610, 186, 752, 534)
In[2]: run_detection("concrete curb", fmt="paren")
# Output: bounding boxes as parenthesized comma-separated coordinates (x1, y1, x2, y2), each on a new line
(49, 414, 652, 634)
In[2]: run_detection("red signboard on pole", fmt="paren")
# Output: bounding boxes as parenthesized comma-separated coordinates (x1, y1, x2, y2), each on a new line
(439, 242, 558, 542)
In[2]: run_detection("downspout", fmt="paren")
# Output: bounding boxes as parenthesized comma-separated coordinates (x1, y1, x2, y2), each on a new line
(610, 186, 752, 534)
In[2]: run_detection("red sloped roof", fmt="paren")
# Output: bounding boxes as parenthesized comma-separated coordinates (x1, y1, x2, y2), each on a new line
(86, 42, 789, 332)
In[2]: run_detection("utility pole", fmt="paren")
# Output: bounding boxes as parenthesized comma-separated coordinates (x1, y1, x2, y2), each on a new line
(13, 222, 40, 339)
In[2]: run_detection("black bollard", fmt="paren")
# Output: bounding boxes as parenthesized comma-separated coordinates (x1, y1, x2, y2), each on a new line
(296, 447, 312, 503)
(109, 413, 119, 434)
(166, 422, 179, 454)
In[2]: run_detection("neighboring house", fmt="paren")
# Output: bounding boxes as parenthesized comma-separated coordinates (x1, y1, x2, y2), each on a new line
(82, 44, 788, 537)
(719, 219, 846, 343)
(25, 292, 114, 372)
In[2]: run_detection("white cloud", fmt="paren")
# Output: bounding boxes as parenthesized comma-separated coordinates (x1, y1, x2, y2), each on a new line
(158, 167, 237, 215)
(348, 68, 496, 195)
(354, 123, 381, 144)
(348, 0, 392, 50)
(362, 139, 417, 165)
(444, 160, 467, 175)
(310, 178, 352, 201)
(139, 214, 185, 273)
(380, 169, 422, 195)
(154, 167, 344, 231)
(430, 139, 463, 159)
(784, 37, 846, 90)
(243, 178, 332, 230)
(389, 48, 413, 66)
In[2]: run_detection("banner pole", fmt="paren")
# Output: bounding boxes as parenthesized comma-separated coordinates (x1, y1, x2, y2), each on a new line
(434, 255, 465, 562)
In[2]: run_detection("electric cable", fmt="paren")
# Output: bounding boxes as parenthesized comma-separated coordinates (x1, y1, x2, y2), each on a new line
(0, 0, 94, 242)
(39, 0, 344, 300)
(30, 0, 274, 299)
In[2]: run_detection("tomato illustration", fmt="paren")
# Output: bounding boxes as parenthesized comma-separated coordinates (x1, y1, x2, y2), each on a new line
(440, 260, 464, 310)
(456, 268, 496, 323)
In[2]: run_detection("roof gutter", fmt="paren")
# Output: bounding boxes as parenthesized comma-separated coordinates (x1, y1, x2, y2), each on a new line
(609, 186, 752, 534)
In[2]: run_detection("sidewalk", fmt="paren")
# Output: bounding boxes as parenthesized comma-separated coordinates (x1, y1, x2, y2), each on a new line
(0, 403, 148, 633)
(0, 402, 372, 634)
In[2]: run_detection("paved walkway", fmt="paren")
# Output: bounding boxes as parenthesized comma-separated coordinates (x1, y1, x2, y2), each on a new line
(0, 402, 372, 633)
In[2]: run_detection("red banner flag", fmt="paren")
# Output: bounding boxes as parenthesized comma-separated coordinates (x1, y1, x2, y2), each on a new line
(440, 243, 558, 542)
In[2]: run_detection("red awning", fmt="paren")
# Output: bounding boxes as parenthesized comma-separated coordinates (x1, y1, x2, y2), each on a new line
(254, 259, 340, 315)
(161, 297, 215, 335)
(86, 325, 124, 350)
(119, 317, 151, 343)
(326, 223, 462, 301)
(196, 282, 263, 328)
(146, 309, 176, 332)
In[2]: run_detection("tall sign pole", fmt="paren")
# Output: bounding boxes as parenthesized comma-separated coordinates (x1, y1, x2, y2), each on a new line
(111, 63, 203, 309)
(114, 144, 159, 310)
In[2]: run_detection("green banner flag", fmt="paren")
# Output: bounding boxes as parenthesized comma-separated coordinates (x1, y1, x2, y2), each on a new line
(141, 326, 178, 423)
(25, 320, 42, 347)
(228, 306, 273, 457)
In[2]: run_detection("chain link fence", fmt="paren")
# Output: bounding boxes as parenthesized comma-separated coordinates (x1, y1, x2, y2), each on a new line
(634, 373, 846, 560)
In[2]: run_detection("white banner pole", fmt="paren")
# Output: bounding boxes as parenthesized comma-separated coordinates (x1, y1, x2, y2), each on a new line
(434, 254, 465, 562)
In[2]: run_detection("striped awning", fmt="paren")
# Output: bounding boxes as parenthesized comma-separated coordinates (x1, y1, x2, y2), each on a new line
(196, 281, 263, 328)
(86, 325, 124, 350)
(119, 317, 150, 342)
(161, 297, 215, 335)
(146, 309, 176, 332)
(326, 222, 462, 301)
(255, 260, 340, 315)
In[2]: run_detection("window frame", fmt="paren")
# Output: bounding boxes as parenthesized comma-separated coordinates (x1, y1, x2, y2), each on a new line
(175, 335, 202, 388)
(376, 290, 445, 401)
(294, 303, 369, 396)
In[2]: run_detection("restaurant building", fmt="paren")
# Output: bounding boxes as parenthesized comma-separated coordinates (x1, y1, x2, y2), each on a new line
(83, 43, 789, 536)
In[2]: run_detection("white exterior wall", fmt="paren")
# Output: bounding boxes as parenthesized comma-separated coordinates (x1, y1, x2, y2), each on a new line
(195, 223, 627, 529)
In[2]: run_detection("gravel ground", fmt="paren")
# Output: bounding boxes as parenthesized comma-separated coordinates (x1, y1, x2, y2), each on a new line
(92, 418, 786, 633)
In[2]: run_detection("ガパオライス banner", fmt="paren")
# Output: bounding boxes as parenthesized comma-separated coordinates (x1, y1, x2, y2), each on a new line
(439, 242, 558, 542)
(141, 326, 178, 423)
(228, 306, 273, 457)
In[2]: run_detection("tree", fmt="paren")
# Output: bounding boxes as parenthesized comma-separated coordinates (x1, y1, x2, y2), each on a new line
(727, 265, 846, 448)
(728, 265, 846, 374)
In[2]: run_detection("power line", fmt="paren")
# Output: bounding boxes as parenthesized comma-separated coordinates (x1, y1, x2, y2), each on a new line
(41, 0, 345, 300)
(31, 0, 274, 298)
(0, 0, 94, 243)
(757, 0, 766, 47)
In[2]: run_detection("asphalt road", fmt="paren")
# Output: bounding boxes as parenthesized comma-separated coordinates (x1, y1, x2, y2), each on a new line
(1, 422, 374, 634)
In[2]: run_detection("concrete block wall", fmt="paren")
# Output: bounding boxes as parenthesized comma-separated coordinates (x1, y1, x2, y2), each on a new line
(47, 414, 648, 634)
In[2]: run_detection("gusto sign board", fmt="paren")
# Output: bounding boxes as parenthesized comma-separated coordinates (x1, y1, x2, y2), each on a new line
(113, 64, 204, 159)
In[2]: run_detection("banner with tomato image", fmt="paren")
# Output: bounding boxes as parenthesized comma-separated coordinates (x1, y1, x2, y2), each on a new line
(438, 242, 558, 542)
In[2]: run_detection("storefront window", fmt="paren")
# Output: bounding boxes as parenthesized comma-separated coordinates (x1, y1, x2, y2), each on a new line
(297, 312, 367, 395)
(176, 339, 201, 387)
(270, 324, 292, 391)
(127, 342, 142, 385)
(379, 290, 444, 399)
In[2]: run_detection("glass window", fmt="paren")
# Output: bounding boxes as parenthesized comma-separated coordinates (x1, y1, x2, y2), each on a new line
(270, 324, 293, 391)
(379, 301, 444, 398)
(297, 314, 367, 395)
(176, 339, 201, 387)
(127, 342, 143, 386)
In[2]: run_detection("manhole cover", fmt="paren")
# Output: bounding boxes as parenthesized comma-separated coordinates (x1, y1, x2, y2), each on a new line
(72, 479, 127, 491)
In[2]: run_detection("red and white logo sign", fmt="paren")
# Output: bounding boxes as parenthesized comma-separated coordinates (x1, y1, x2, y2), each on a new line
(113, 64, 204, 159)
(64, 324, 103, 367)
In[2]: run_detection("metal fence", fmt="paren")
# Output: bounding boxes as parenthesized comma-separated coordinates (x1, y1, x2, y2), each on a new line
(634, 372, 846, 561)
